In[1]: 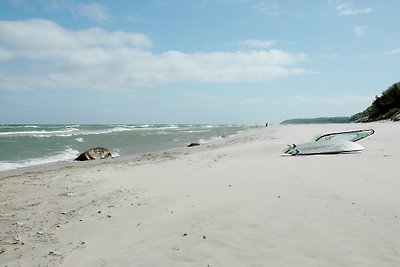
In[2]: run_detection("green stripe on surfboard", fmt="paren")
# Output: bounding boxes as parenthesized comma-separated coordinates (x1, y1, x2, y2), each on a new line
(314, 129, 374, 142)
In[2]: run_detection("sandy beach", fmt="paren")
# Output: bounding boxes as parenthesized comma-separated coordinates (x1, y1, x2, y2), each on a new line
(1, 122, 399, 267)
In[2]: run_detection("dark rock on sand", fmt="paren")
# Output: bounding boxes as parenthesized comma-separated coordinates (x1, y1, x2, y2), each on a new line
(187, 142, 200, 147)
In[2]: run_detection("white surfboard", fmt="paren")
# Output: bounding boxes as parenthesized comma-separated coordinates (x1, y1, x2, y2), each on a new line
(283, 139, 364, 156)
(314, 129, 374, 142)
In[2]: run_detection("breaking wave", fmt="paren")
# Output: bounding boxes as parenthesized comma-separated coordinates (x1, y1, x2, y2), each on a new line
(0, 147, 79, 172)
(0, 124, 258, 172)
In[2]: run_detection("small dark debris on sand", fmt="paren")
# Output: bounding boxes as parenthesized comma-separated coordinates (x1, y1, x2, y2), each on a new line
(188, 142, 200, 148)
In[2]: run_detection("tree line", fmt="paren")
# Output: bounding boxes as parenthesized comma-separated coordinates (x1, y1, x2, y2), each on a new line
(350, 81, 400, 122)
(281, 81, 400, 124)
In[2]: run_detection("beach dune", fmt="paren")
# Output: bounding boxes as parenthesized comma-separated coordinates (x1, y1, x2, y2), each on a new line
(1, 122, 399, 266)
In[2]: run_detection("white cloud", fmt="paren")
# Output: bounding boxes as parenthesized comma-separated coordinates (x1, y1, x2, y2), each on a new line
(239, 39, 278, 49)
(335, 2, 371, 16)
(0, 19, 152, 52)
(383, 48, 400, 55)
(0, 19, 308, 91)
(353, 26, 366, 37)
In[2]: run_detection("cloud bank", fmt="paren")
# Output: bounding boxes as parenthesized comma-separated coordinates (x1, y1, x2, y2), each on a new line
(0, 19, 308, 91)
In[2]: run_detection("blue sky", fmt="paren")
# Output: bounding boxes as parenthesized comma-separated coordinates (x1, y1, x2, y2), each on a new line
(0, 0, 399, 124)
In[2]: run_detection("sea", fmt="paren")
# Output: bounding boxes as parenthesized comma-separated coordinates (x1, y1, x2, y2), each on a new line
(0, 124, 258, 172)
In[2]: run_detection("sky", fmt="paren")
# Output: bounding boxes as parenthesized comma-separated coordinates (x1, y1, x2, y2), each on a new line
(0, 0, 399, 124)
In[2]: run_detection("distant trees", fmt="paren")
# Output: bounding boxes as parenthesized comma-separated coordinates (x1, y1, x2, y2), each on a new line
(281, 117, 350, 124)
(281, 81, 400, 124)
(350, 81, 400, 122)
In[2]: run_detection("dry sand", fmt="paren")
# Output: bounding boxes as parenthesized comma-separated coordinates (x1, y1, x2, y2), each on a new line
(1, 122, 399, 267)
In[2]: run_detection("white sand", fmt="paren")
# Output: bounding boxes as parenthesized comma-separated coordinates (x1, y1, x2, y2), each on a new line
(1, 122, 399, 267)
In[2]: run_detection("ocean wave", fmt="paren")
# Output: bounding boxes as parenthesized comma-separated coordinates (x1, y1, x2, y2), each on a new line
(0, 125, 39, 129)
(111, 151, 121, 157)
(124, 125, 180, 132)
(0, 147, 79, 172)
(0, 126, 134, 137)
(0, 125, 254, 139)
(117, 124, 152, 129)
(183, 130, 211, 133)
(78, 127, 134, 136)
(23, 125, 39, 128)
(0, 128, 79, 137)
(0, 124, 257, 173)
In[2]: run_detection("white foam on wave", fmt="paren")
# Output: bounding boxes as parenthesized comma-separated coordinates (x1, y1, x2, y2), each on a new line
(0, 130, 48, 136)
(0, 127, 79, 137)
(183, 130, 211, 133)
(164, 125, 179, 129)
(117, 124, 151, 129)
(78, 126, 134, 136)
(131, 125, 179, 132)
(0, 147, 79, 172)
(110, 127, 133, 132)
(111, 151, 121, 157)
(0, 125, 39, 129)
(0, 126, 135, 137)
(23, 125, 39, 128)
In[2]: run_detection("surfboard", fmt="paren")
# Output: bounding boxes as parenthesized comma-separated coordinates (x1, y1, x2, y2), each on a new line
(314, 129, 374, 142)
(283, 139, 364, 156)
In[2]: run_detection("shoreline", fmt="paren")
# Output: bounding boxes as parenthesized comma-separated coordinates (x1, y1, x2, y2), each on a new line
(1, 122, 399, 266)
(0, 126, 259, 179)
(0, 124, 258, 174)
